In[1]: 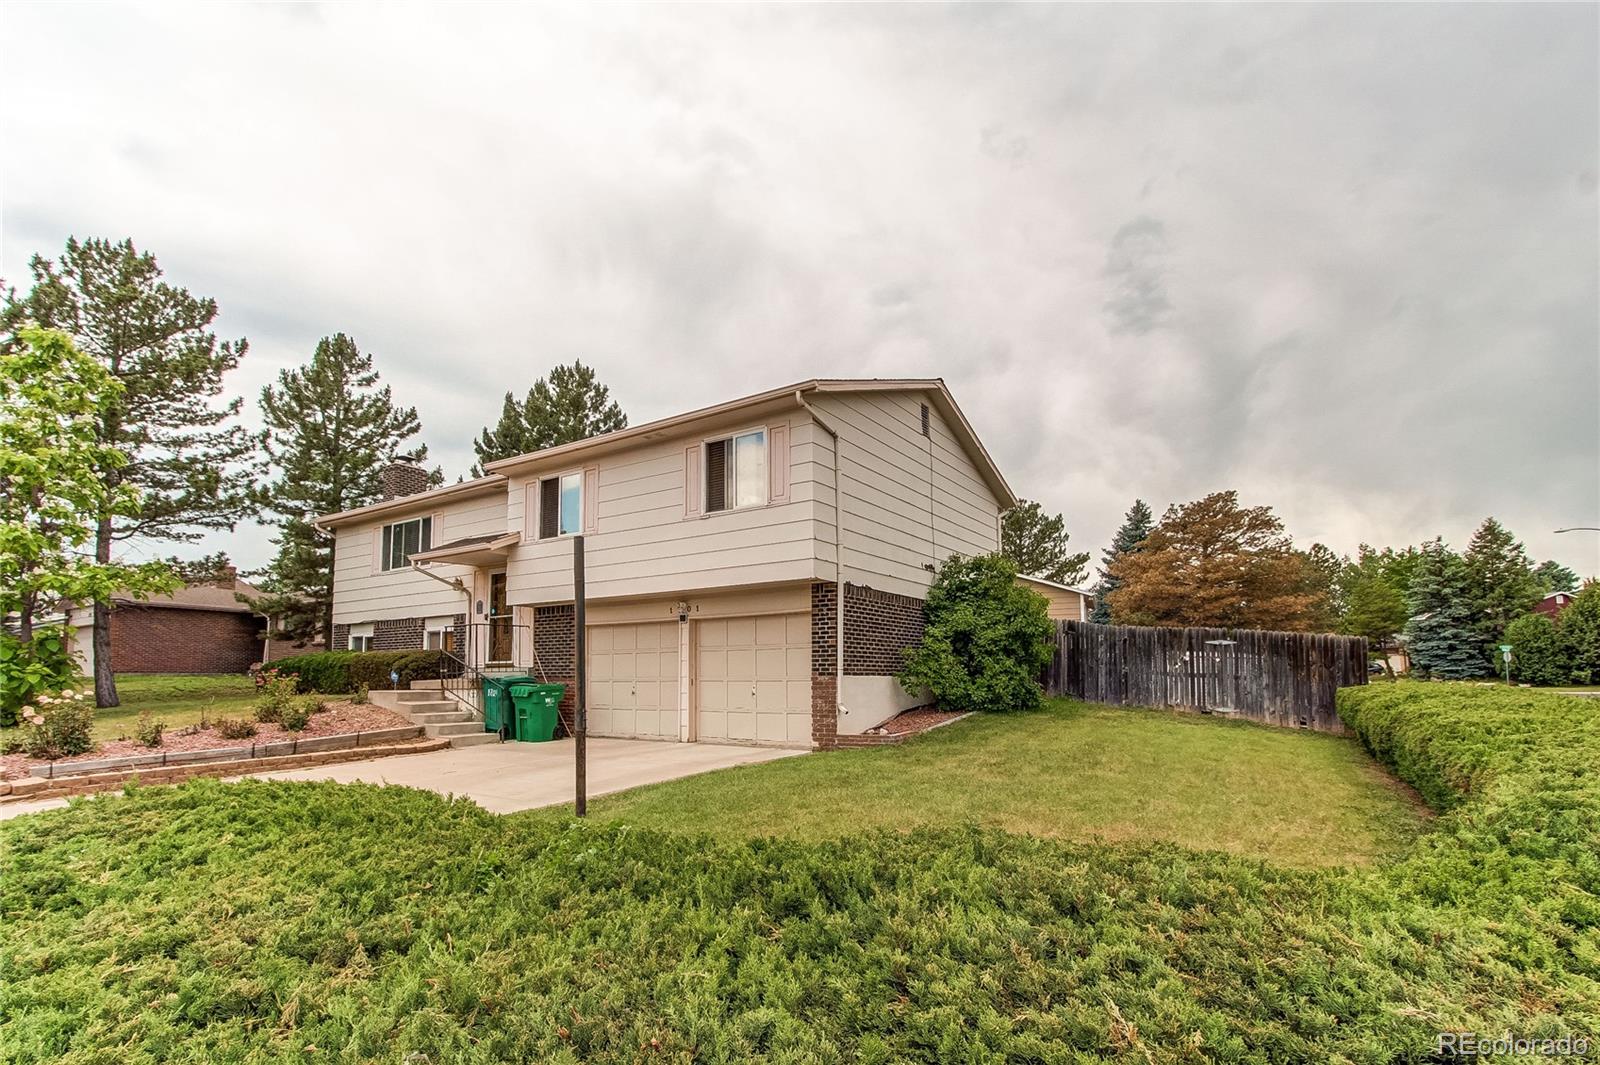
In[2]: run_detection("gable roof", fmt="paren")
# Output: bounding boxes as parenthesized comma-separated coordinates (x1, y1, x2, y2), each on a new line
(1017, 574, 1097, 598)
(315, 378, 1016, 530)
(482, 377, 1017, 507)
(114, 579, 263, 614)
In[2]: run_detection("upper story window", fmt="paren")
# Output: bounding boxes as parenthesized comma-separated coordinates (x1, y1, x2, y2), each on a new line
(380, 516, 432, 571)
(538, 471, 583, 539)
(704, 429, 766, 512)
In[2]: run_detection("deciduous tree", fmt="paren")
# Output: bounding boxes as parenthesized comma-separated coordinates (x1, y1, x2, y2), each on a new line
(2, 238, 257, 707)
(1340, 566, 1408, 674)
(1104, 491, 1323, 630)
(472, 361, 627, 472)
(1505, 613, 1566, 687)
(254, 334, 437, 648)
(0, 328, 176, 724)
(1000, 499, 1089, 586)
(1089, 499, 1152, 623)
(1559, 582, 1600, 685)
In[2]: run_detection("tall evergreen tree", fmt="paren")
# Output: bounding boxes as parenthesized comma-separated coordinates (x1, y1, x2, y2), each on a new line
(253, 334, 435, 647)
(1, 238, 258, 707)
(1000, 500, 1090, 585)
(1297, 542, 1345, 630)
(1533, 559, 1579, 595)
(1462, 517, 1539, 665)
(1404, 539, 1484, 678)
(1089, 499, 1153, 623)
(472, 361, 627, 472)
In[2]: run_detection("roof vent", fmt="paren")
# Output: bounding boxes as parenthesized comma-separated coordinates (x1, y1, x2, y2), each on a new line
(380, 462, 430, 501)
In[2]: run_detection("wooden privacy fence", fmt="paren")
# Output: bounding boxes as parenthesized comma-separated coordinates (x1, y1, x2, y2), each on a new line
(1044, 621, 1369, 734)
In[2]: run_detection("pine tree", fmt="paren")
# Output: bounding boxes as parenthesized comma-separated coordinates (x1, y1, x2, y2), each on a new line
(1404, 539, 1485, 679)
(1089, 499, 1153, 623)
(1, 238, 258, 707)
(253, 334, 435, 647)
(472, 361, 626, 472)
(1000, 500, 1089, 585)
(1533, 560, 1579, 595)
(1462, 517, 1540, 666)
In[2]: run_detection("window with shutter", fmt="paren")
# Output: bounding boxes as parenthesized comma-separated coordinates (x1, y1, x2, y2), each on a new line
(704, 438, 728, 513)
(539, 477, 560, 539)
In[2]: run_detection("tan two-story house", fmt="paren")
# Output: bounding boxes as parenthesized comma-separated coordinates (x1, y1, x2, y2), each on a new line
(315, 379, 1014, 749)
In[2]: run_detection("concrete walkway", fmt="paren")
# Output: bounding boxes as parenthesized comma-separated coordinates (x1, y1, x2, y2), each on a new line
(0, 737, 803, 820)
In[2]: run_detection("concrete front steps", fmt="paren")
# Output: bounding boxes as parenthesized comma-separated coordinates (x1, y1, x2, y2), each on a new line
(369, 689, 501, 749)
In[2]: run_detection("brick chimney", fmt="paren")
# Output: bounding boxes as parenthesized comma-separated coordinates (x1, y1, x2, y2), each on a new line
(216, 564, 237, 589)
(381, 462, 430, 501)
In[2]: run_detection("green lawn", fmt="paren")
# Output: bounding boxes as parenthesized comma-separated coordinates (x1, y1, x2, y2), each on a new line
(527, 698, 1428, 868)
(54, 674, 257, 741)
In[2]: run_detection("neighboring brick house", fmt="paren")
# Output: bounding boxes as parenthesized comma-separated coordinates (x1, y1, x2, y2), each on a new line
(1534, 590, 1577, 618)
(316, 379, 1018, 749)
(68, 568, 268, 675)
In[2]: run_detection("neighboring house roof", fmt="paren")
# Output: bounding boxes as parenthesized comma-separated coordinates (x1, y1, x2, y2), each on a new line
(315, 378, 1015, 530)
(1017, 574, 1097, 598)
(110, 580, 263, 614)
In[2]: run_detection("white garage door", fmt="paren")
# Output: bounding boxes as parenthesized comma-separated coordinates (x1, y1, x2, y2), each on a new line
(696, 614, 811, 746)
(588, 622, 680, 739)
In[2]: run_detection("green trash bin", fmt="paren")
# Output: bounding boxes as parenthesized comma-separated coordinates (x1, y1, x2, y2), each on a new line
(481, 675, 532, 736)
(507, 683, 565, 742)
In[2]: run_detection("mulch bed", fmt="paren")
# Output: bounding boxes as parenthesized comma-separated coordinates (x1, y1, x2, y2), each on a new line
(869, 707, 967, 736)
(1, 701, 411, 781)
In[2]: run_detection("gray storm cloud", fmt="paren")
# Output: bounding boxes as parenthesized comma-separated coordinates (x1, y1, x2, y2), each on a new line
(1, 1, 1595, 576)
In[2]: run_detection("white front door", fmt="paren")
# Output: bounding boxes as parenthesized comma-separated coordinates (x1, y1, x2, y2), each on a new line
(695, 614, 811, 746)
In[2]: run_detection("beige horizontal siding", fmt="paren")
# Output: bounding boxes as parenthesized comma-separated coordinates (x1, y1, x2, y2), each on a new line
(809, 390, 1002, 599)
(331, 492, 505, 624)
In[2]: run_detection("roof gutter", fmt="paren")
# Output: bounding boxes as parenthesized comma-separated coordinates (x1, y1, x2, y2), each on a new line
(794, 389, 850, 732)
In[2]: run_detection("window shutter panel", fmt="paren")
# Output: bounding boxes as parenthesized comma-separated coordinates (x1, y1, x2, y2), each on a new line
(704, 439, 728, 513)
(582, 466, 599, 534)
(539, 478, 559, 539)
(430, 512, 443, 550)
(372, 525, 384, 570)
(767, 423, 789, 504)
(684, 445, 702, 518)
(523, 483, 536, 541)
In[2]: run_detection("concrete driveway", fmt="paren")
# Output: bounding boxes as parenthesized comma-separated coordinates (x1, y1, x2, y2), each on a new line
(257, 737, 802, 813)
(0, 738, 803, 820)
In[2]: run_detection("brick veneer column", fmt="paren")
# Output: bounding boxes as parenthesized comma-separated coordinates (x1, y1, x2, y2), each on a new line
(532, 604, 576, 737)
(810, 582, 839, 749)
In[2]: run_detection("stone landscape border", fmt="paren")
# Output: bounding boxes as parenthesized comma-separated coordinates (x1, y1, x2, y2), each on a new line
(25, 725, 427, 779)
(0, 734, 449, 803)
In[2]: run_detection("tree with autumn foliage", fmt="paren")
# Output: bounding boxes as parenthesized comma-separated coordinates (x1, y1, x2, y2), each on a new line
(1104, 491, 1328, 631)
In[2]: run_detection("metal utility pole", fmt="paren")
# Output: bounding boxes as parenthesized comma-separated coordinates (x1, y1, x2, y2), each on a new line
(574, 534, 587, 817)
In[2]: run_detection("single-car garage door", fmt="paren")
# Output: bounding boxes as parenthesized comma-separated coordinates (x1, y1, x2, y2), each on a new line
(588, 622, 680, 739)
(696, 614, 811, 746)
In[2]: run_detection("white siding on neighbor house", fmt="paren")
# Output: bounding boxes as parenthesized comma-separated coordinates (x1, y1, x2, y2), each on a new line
(330, 490, 506, 624)
(505, 407, 832, 605)
(807, 390, 1003, 600)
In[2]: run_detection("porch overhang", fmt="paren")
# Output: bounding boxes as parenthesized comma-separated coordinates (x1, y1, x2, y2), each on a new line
(409, 532, 520, 567)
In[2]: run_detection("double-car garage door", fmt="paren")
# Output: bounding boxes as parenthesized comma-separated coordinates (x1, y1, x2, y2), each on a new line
(587, 613, 810, 747)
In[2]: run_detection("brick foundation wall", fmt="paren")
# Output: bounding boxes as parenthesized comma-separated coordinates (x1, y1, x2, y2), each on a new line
(373, 617, 423, 651)
(810, 582, 839, 749)
(842, 584, 926, 675)
(332, 623, 349, 650)
(532, 605, 577, 737)
(108, 607, 264, 674)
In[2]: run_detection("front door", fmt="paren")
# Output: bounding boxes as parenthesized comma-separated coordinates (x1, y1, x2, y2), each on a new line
(489, 572, 511, 663)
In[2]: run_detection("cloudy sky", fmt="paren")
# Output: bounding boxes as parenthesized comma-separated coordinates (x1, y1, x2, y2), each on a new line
(3, 2, 1597, 578)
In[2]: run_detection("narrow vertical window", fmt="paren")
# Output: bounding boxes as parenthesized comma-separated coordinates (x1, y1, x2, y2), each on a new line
(920, 402, 930, 437)
(539, 478, 560, 539)
(704, 439, 728, 512)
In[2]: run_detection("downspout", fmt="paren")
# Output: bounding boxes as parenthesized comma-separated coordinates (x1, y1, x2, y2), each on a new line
(410, 561, 468, 595)
(794, 390, 849, 727)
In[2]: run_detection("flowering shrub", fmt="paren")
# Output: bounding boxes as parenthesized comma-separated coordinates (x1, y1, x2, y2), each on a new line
(254, 672, 299, 724)
(16, 688, 95, 760)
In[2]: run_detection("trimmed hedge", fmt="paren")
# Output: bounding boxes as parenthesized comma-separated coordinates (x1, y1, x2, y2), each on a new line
(267, 649, 447, 693)
(0, 683, 1595, 1062)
